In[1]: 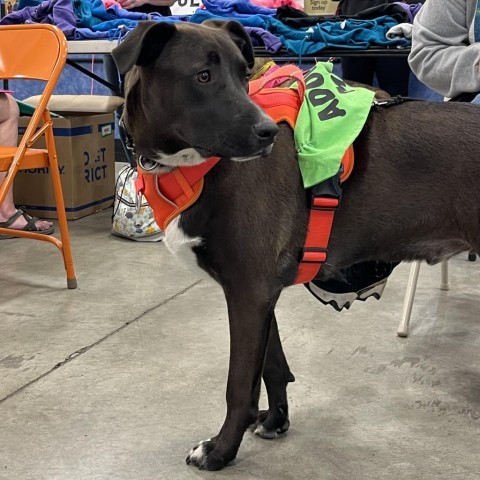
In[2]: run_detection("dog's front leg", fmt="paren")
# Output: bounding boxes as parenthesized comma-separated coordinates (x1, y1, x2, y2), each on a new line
(251, 314, 295, 439)
(187, 287, 279, 471)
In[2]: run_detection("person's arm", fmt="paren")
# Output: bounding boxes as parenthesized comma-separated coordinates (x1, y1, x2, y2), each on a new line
(408, 0, 480, 98)
(119, 0, 176, 10)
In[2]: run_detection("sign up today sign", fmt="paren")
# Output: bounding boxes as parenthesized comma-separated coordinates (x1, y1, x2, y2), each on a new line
(171, 0, 201, 15)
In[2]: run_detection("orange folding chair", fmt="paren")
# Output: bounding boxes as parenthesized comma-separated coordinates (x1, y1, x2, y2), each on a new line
(0, 24, 77, 289)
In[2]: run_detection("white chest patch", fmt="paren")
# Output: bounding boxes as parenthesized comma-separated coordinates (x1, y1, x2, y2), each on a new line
(164, 215, 205, 276)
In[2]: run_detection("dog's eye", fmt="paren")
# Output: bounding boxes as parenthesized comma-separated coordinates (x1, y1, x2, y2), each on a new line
(196, 71, 211, 83)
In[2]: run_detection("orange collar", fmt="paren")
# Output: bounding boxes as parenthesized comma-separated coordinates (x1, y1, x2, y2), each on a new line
(136, 156, 220, 231)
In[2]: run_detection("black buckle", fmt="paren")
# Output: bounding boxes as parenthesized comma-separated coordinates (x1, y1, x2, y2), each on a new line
(310, 167, 342, 208)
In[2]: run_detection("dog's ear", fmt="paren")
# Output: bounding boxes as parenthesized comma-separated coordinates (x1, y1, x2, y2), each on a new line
(202, 20, 255, 69)
(112, 21, 177, 75)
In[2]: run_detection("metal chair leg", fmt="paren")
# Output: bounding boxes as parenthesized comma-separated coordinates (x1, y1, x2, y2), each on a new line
(397, 261, 421, 338)
(440, 260, 449, 291)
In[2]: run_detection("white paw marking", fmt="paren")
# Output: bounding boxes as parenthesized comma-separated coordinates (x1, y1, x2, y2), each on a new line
(187, 439, 211, 467)
(188, 441, 208, 462)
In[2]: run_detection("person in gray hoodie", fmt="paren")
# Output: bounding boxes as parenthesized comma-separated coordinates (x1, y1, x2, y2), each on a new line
(408, 0, 480, 99)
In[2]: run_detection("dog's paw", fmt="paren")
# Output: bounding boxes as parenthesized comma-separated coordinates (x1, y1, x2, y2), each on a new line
(186, 439, 227, 471)
(249, 409, 290, 439)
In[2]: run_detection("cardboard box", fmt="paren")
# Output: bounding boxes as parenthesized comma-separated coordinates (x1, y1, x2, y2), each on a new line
(13, 97, 118, 220)
(304, 0, 339, 15)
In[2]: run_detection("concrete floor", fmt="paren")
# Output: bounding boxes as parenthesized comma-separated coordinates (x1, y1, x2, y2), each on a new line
(1, 209, 479, 480)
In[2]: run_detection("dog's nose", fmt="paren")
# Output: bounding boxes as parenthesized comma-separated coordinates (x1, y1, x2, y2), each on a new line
(253, 120, 279, 142)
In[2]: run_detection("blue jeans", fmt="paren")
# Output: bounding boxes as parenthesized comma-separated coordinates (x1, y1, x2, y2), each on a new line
(472, 94, 480, 105)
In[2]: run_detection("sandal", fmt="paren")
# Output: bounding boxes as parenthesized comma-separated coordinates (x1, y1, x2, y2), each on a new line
(0, 209, 55, 239)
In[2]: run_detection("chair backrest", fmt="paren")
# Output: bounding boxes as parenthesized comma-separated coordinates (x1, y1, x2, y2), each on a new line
(0, 24, 67, 82)
(0, 24, 67, 157)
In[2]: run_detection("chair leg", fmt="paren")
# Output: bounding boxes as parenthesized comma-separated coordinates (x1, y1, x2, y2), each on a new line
(397, 261, 421, 338)
(440, 260, 449, 291)
(48, 148, 77, 289)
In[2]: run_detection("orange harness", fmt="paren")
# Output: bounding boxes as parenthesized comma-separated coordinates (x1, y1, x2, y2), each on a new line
(136, 65, 354, 285)
(135, 156, 221, 231)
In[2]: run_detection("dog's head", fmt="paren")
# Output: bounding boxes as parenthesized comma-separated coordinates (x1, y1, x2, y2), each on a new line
(112, 20, 278, 173)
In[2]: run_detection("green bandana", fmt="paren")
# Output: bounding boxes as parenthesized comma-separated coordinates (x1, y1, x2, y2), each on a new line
(294, 62, 374, 188)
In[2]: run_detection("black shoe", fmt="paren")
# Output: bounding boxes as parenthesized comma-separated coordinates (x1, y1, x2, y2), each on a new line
(305, 261, 399, 312)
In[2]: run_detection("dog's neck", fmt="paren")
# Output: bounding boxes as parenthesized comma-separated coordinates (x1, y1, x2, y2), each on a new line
(121, 118, 208, 173)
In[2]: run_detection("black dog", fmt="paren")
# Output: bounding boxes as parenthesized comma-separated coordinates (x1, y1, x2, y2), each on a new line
(112, 20, 480, 471)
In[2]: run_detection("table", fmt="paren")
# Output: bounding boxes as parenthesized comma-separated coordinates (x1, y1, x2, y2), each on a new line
(65, 41, 411, 97)
(254, 46, 410, 61)
(67, 40, 120, 95)
(67, 40, 118, 54)
(67, 40, 411, 57)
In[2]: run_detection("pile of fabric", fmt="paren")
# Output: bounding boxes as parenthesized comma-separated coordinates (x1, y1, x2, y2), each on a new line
(0, 0, 422, 54)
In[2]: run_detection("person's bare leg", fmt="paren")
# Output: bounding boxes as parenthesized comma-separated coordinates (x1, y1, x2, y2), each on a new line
(0, 93, 53, 231)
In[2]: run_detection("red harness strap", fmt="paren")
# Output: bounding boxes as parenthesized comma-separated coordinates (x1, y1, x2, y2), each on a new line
(294, 144, 354, 285)
(250, 65, 354, 285)
(294, 192, 339, 285)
